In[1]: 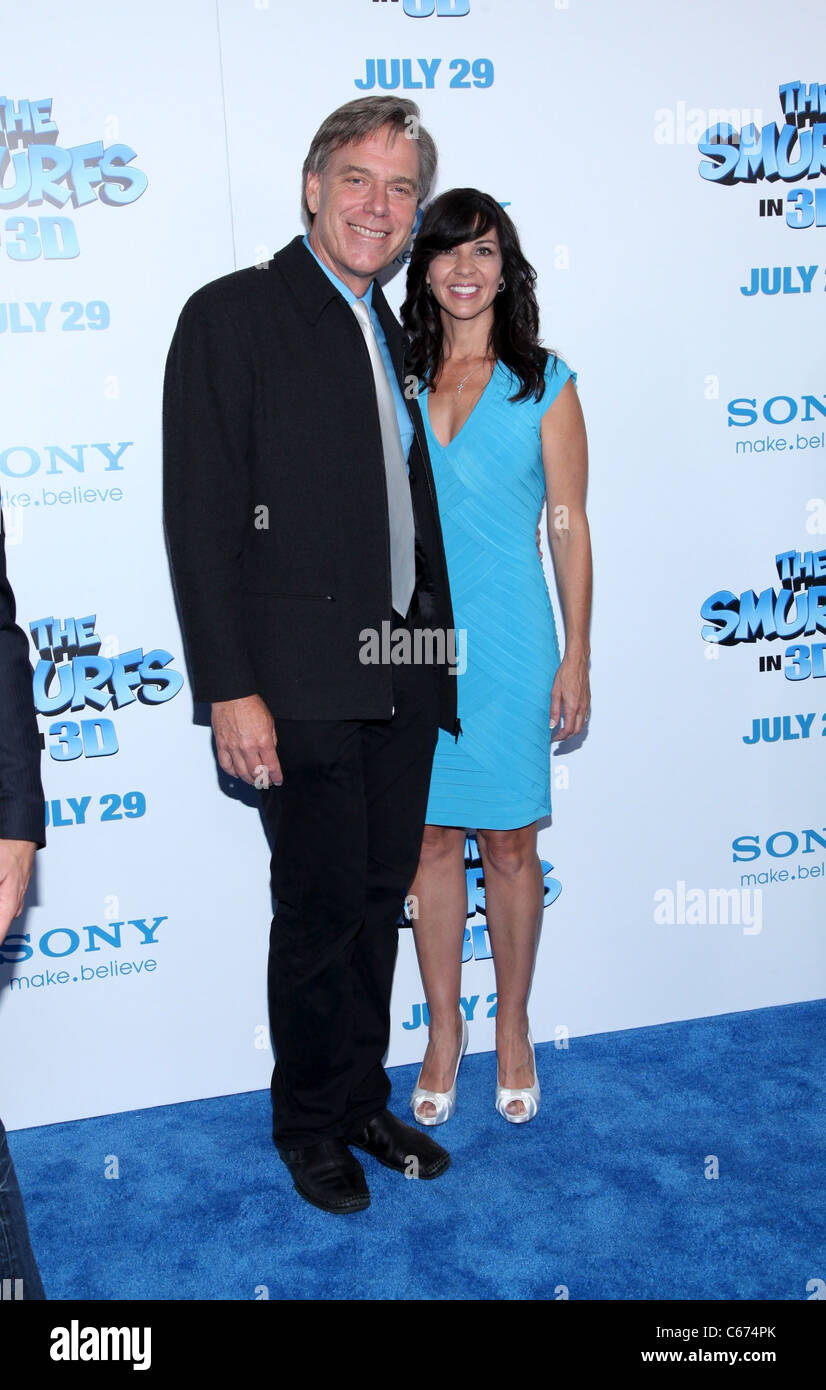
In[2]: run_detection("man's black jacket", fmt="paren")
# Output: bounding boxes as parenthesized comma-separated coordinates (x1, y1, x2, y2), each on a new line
(163, 235, 459, 733)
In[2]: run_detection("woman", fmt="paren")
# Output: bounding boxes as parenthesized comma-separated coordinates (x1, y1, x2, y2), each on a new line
(401, 189, 592, 1124)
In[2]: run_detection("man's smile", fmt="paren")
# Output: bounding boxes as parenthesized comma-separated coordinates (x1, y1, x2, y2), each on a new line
(348, 223, 390, 240)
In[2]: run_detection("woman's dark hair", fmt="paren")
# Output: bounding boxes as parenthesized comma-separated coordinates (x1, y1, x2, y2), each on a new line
(401, 188, 552, 403)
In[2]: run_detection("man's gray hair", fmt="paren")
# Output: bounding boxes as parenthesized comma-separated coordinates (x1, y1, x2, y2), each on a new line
(301, 96, 437, 223)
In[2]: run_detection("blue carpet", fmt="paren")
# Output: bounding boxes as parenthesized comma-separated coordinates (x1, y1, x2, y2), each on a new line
(9, 1000, 824, 1300)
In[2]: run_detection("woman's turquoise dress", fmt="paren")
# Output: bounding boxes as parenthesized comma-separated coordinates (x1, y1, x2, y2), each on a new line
(422, 354, 576, 830)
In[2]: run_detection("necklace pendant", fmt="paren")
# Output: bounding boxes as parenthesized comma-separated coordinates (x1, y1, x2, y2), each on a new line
(456, 382, 465, 395)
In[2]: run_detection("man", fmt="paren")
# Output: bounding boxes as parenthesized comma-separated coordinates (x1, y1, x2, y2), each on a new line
(163, 97, 459, 1214)
(0, 512, 46, 1296)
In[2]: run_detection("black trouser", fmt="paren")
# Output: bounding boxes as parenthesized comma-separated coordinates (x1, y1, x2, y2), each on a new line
(0, 1117, 45, 1300)
(262, 612, 440, 1148)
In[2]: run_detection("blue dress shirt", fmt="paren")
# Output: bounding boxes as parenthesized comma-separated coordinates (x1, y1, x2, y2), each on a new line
(302, 234, 414, 465)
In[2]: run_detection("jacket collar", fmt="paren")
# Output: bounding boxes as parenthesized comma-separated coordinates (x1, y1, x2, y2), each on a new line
(271, 235, 342, 323)
(272, 235, 403, 349)
(270, 234, 425, 452)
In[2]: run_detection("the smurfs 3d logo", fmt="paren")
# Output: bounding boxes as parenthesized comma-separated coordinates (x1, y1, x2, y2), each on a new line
(701, 547, 826, 681)
(30, 613, 182, 760)
(698, 81, 826, 229)
(0, 96, 147, 259)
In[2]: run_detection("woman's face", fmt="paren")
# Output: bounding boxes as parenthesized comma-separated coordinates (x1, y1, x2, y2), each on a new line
(425, 225, 504, 324)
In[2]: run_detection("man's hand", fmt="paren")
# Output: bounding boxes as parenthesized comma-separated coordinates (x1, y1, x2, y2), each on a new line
(211, 695, 282, 788)
(0, 840, 37, 946)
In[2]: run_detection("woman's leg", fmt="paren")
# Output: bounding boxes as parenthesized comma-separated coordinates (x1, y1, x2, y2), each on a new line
(408, 824, 468, 1117)
(475, 824, 544, 1116)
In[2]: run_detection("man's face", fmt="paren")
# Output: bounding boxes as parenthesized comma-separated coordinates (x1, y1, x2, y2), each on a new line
(305, 127, 421, 295)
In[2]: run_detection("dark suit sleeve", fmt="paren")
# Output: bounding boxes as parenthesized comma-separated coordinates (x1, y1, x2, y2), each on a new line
(0, 513, 46, 846)
(162, 285, 258, 704)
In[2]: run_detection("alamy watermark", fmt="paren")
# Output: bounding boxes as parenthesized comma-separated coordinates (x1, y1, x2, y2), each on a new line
(654, 881, 763, 935)
(359, 622, 467, 675)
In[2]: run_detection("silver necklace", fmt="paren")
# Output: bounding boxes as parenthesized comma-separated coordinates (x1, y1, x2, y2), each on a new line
(455, 359, 491, 395)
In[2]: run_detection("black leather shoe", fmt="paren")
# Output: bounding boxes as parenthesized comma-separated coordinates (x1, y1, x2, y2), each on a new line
(277, 1139, 370, 1214)
(348, 1109, 450, 1180)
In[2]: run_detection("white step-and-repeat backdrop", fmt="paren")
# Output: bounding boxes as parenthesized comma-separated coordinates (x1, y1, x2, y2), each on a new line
(2, 0, 823, 1128)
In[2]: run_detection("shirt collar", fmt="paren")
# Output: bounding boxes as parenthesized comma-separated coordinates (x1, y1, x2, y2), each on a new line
(302, 234, 374, 310)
